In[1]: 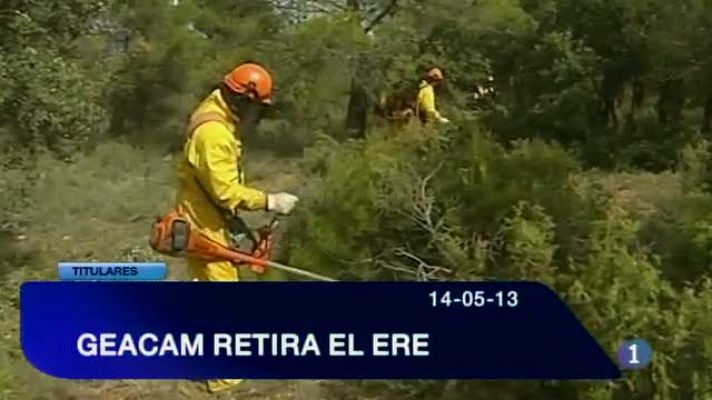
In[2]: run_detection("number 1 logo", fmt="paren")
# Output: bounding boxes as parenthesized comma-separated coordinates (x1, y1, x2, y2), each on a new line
(618, 339, 652, 369)
(628, 343, 639, 364)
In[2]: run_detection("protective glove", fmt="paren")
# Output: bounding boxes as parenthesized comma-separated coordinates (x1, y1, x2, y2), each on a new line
(267, 192, 299, 215)
(439, 117, 451, 124)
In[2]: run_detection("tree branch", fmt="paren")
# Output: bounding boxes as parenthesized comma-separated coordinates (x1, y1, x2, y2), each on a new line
(320, 0, 349, 11)
(273, 3, 334, 15)
(364, 0, 398, 33)
(410, 162, 445, 236)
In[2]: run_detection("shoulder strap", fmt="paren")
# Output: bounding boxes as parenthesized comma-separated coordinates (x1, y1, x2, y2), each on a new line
(184, 112, 255, 242)
(184, 111, 234, 216)
(187, 111, 228, 139)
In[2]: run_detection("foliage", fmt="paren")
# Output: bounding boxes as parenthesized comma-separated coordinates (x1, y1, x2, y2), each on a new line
(288, 125, 712, 398)
(0, 0, 110, 158)
(1, 50, 108, 159)
(1, 0, 712, 398)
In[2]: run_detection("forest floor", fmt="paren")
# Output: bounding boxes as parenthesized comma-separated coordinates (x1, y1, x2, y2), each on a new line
(0, 142, 332, 400)
(0, 141, 680, 400)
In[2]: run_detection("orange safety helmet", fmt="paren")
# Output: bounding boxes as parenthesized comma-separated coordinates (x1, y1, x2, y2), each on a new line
(224, 63, 274, 105)
(426, 67, 444, 82)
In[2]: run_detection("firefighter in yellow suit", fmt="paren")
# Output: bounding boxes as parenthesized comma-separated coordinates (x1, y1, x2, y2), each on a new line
(174, 62, 299, 394)
(416, 67, 450, 125)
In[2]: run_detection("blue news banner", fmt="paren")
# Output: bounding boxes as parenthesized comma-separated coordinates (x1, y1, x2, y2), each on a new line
(20, 282, 621, 380)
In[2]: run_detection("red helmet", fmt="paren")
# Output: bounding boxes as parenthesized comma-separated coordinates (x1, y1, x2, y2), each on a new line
(224, 63, 274, 105)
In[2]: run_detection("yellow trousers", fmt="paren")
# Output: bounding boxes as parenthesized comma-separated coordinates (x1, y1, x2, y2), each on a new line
(188, 258, 243, 393)
(187, 258, 239, 282)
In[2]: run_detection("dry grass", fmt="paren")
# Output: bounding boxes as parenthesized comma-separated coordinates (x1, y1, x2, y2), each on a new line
(589, 170, 680, 216)
(2, 141, 684, 399)
(0, 142, 322, 399)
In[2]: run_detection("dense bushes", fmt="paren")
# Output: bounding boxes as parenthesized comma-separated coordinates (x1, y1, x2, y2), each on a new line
(287, 125, 712, 398)
(0, 0, 111, 159)
(287, 123, 585, 281)
(1, 50, 109, 159)
(1, 0, 712, 398)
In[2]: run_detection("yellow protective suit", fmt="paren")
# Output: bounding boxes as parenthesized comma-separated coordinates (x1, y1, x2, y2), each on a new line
(175, 89, 267, 393)
(416, 80, 444, 124)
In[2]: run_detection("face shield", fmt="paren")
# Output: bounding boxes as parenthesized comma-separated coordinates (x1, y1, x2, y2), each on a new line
(220, 83, 272, 136)
(237, 101, 269, 136)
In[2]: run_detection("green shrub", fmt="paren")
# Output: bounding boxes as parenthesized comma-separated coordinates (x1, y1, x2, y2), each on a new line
(288, 125, 712, 398)
(0, 49, 108, 159)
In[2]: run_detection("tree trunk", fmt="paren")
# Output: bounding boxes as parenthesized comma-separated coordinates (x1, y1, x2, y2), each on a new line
(657, 78, 685, 125)
(703, 95, 712, 135)
(599, 73, 620, 129)
(343, 0, 368, 138)
(343, 0, 399, 139)
(345, 77, 369, 138)
(657, 81, 669, 124)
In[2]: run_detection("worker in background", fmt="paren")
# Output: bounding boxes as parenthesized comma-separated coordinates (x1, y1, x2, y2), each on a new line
(375, 88, 415, 129)
(474, 75, 496, 101)
(416, 67, 450, 125)
(174, 62, 299, 394)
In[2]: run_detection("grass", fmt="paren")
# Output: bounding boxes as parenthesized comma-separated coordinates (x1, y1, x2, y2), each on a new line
(0, 139, 690, 399)
(0, 141, 322, 399)
(587, 169, 681, 217)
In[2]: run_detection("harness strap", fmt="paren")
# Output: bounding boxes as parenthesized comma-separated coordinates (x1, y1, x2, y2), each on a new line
(187, 111, 227, 138)
(184, 112, 257, 245)
(185, 112, 234, 216)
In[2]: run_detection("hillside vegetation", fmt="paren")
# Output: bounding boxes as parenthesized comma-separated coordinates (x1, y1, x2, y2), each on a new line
(2, 0, 712, 399)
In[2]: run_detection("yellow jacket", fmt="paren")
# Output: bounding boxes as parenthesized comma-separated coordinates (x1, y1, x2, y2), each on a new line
(175, 89, 267, 246)
(416, 80, 443, 123)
